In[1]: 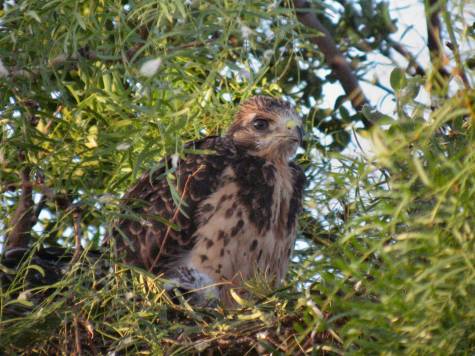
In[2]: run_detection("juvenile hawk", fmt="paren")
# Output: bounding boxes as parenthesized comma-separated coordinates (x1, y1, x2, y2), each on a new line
(112, 96, 306, 305)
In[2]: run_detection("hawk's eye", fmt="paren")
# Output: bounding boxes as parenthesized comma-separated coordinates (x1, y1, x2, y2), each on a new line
(252, 118, 269, 131)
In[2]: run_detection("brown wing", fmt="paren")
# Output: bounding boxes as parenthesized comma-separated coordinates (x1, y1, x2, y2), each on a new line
(287, 161, 306, 232)
(111, 136, 238, 273)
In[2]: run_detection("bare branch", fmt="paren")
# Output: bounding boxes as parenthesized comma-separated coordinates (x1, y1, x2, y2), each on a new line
(425, 0, 450, 79)
(73, 313, 82, 356)
(71, 207, 83, 265)
(441, 3, 471, 89)
(293, 0, 372, 128)
(6, 165, 35, 250)
(388, 40, 426, 77)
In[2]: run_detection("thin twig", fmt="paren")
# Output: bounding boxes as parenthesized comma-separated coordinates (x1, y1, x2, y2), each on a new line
(441, 1, 471, 89)
(388, 40, 426, 76)
(360, 77, 393, 95)
(71, 207, 83, 264)
(73, 314, 82, 356)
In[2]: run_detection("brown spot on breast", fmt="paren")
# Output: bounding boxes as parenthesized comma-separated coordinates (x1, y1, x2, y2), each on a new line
(220, 248, 225, 256)
(225, 207, 234, 218)
(201, 203, 214, 213)
(217, 193, 233, 211)
(200, 254, 208, 262)
(257, 249, 263, 263)
(217, 230, 226, 240)
(231, 219, 244, 236)
(250, 240, 258, 251)
(205, 239, 214, 248)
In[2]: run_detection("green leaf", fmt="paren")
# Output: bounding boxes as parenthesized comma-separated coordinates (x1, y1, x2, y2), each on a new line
(5, 298, 34, 308)
(74, 12, 86, 30)
(339, 106, 351, 122)
(390, 68, 407, 91)
(26, 10, 41, 23)
(26, 264, 46, 277)
(413, 154, 432, 186)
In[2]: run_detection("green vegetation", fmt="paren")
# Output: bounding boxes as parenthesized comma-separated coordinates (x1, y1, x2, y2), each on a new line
(1, 0, 474, 354)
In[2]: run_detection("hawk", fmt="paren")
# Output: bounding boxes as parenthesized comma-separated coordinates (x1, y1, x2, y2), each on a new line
(112, 96, 306, 306)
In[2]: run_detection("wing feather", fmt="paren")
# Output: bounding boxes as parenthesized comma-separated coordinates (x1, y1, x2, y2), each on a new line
(287, 161, 306, 232)
(111, 136, 237, 273)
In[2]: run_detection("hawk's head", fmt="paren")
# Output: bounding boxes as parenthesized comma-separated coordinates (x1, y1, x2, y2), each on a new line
(227, 96, 304, 162)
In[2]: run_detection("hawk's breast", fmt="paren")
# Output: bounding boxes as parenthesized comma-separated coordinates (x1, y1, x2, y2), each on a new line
(181, 157, 298, 302)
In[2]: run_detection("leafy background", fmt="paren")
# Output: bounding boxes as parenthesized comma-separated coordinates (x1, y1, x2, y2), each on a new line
(0, 0, 474, 354)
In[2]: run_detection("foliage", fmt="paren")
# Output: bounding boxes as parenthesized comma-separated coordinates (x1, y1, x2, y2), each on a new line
(303, 85, 475, 354)
(1, 0, 475, 354)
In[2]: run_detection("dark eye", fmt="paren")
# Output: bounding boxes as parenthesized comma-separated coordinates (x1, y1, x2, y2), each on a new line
(252, 118, 269, 130)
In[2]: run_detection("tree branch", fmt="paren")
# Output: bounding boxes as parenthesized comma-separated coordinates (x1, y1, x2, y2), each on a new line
(6, 165, 35, 250)
(293, 0, 372, 128)
(425, 0, 450, 79)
